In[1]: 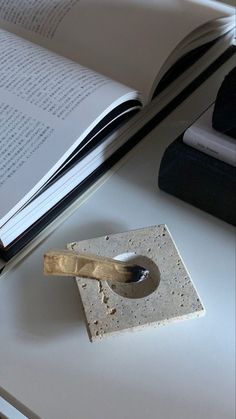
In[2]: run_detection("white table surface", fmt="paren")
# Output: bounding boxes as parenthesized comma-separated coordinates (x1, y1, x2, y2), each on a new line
(0, 74, 235, 419)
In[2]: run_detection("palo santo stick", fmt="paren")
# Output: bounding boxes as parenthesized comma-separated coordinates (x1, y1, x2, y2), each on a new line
(44, 249, 149, 283)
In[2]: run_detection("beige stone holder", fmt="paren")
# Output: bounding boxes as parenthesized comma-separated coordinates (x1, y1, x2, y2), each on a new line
(66, 225, 205, 342)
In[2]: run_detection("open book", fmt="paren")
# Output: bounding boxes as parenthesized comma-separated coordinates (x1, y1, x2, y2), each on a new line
(0, 0, 235, 266)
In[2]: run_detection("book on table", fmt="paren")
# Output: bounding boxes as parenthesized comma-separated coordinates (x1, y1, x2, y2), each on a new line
(0, 0, 235, 271)
(159, 66, 236, 226)
(183, 104, 236, 167)
(158, 135, 236, 227)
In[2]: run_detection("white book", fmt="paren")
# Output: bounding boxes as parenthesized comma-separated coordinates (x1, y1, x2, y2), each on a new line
(0, 0, 235, 270)
(183, 105, 236, 166)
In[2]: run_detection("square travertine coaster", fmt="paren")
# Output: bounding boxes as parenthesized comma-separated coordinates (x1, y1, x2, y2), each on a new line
(67, 225, 205, 341)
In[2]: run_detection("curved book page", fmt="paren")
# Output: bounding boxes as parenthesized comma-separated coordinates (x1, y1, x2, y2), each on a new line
(0, 28, 140, 228)
(0, 105, 139, 248)
(0, 0, 234, 102)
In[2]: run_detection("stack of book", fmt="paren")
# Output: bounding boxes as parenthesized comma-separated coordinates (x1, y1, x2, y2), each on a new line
(158, 67, 236, 225)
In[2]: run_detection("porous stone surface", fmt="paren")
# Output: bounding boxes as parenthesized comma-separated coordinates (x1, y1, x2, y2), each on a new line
(67, 225, 205, 341)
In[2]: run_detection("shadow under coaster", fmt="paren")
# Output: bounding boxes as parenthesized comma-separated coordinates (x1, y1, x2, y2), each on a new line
(67, 225, 205, 341)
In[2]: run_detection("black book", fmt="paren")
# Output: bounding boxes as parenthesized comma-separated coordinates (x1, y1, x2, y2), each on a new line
(158, 137, 236, 226)
(212, 66, 236, 138)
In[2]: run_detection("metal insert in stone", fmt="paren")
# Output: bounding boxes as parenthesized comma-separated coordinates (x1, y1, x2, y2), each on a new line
(67, 225, 205, 341)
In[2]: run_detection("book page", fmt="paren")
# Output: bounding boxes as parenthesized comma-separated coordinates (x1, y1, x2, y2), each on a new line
(0, 0, 234, 102)
(0, 28, 139, 225)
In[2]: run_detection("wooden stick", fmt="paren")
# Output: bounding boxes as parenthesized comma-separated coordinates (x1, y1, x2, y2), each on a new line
(44, 250, 149, 283)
